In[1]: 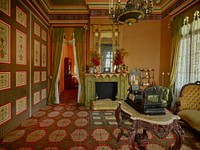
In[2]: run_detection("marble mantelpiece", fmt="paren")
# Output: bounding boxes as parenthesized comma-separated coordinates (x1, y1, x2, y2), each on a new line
(84, 73, 128, 108)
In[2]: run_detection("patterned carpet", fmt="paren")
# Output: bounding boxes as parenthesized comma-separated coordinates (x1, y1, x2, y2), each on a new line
(0, 89, 200, 150)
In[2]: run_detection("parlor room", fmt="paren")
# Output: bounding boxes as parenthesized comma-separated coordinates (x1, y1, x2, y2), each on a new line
(0, 0, 200, 149)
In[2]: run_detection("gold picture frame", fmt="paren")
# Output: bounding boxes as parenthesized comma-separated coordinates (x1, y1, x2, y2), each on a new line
(0, 0, 11, 16)
(0, 71, 11, 90)
(16, 29, 27, 65)
(0, 103, 11, 125)
(16, 6, 27, 28)
(34, 40, 40, 67)
(16, 71, 27, 87)
(16, 96, 27, 115)
(0, 20, 11, 63)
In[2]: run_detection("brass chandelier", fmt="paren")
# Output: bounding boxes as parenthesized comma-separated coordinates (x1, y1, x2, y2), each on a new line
(109, 0, 154, 26)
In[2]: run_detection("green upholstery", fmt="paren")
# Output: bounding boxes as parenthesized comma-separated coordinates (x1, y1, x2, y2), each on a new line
(160, 87, 171, 108)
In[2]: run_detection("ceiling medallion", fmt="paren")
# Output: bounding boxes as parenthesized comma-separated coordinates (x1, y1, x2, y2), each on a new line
(109, 0, 153, 26)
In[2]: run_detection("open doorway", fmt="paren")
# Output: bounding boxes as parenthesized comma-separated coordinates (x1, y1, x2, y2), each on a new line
(59, 28, 79, 104)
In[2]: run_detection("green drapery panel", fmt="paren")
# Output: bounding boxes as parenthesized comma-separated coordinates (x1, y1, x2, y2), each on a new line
(169, 15, 183, 87)
(167, 15, 183, 108)
(75, 28, 85, 105)
(48, 28, 64, 104)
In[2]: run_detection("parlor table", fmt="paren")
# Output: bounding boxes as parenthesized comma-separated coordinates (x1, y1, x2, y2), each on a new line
(115, 101, 184, 150)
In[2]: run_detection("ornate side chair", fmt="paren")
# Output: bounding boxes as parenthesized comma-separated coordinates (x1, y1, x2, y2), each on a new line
(143, 86, 166, 115)
(144, 86, 163, 105)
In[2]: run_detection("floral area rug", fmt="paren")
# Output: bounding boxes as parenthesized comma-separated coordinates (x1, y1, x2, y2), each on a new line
(0, 103, 200, 150)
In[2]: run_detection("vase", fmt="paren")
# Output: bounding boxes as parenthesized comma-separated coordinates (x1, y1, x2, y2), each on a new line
(90, 67, 93, 74)
(93, 66, 97, 74)
(115, 65, 120, 73)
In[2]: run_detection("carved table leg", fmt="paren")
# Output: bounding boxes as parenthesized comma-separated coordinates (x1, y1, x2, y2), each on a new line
(129, 120, 138, 150)
(171, 120, 185, 150)
(135, 129, 148, 150)
(115, 104, 123, 141)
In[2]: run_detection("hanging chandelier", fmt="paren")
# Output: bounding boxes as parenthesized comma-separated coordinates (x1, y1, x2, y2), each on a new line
(109, 0, 154, 26)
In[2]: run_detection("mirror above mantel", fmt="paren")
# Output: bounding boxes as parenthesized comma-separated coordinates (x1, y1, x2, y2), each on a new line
(91, 24, 120, 73)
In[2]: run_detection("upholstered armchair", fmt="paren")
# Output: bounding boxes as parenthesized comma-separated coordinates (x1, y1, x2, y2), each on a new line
(174, 81, 200, 132)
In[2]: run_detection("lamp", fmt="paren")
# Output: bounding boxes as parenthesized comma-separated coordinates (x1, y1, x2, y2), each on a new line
(109, 0, 153, 25)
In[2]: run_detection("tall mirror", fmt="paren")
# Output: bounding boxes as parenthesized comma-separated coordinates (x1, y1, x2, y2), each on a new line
(92, 25, 120, 73)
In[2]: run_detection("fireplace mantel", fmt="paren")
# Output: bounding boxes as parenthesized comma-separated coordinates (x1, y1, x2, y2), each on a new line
(85, 73, 128, 108)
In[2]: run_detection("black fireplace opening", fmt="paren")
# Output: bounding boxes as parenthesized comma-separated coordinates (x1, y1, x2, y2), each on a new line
(95, 82, 118, 100)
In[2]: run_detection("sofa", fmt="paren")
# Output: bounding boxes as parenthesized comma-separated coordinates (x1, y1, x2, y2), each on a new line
(174, 81, 200, 132)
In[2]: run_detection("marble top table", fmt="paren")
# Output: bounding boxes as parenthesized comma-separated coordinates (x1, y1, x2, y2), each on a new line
(115, 101, 184, 150)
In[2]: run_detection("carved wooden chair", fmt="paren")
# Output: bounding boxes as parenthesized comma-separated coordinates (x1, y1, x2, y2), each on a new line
(143, 86, 163, 105)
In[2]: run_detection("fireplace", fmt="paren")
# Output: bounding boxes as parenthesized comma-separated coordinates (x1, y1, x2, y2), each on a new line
(85, 73, 128, 108)
(95, 82, 118, 100)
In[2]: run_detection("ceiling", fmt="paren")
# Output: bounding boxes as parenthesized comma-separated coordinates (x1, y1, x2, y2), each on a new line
(30, 0, 195, 25)
(32, 0, 171, 15)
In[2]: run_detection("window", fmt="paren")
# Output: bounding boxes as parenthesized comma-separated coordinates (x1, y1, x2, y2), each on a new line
(175, 11, 200, 95)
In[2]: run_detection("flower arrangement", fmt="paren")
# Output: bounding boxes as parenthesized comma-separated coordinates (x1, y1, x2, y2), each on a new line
(113, 48, 127, 66)
(90, 50, 101, 67)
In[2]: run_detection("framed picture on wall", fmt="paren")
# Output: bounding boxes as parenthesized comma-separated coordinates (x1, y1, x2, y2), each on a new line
(41, 88, 46, 100)
(34, 40, 40, 67)
(16, 6, 27, 28)
(41, 44, 46, 67)
(41, 71, 46, 82)
(0, 72, 11, 90)
(16, 29, 27, 65)
(0, 0, 11, 17)
(34, 22, 40, 37)
(0, 103, 11, 125)
(42, 29, 47, 41)
(16, 71, 27, 87)
(16, 96, 27, 115)
(34, 91, 40, 105)
(0, 20, 11, 64)
(34, 71, 40, 83)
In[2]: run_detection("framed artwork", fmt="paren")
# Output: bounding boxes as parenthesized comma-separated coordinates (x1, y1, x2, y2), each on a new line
(42, 29, 47, 41)
(0, 20, 11, 64)
(16, 96, 27, 115)
(16, 29, 27, 65)
(34, 40, 40, 66)
(41, 71, 46, 82)
(0, 103, 11, 125)
(41, 88, 46, 100)
(0, 72, 11, 90)
(34, 22, 40, 37)
(34, 71, 40, 83)
(34, 91, 40, 105)
(16, 71, 27, 87)
(16, 6, 27, 28)
(41, 44, 46, 67)
(0, 0, 11, 16)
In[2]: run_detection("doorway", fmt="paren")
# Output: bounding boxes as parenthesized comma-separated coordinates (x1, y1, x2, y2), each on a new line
(59, 29, 79, 104)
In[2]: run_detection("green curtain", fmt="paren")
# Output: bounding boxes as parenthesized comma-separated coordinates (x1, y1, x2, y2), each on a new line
(74, 28, 85, 105)
(168, 14, 183, 87)
(48, 27, 64, 104)
(167, 15, 183, 108)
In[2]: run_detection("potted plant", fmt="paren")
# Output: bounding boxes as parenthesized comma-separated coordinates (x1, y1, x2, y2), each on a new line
(89, 50, 101, 73)
(113, 48, 127, 73)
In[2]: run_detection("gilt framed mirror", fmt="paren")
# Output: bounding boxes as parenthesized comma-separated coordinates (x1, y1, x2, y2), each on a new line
(92, 25, 120, 73)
